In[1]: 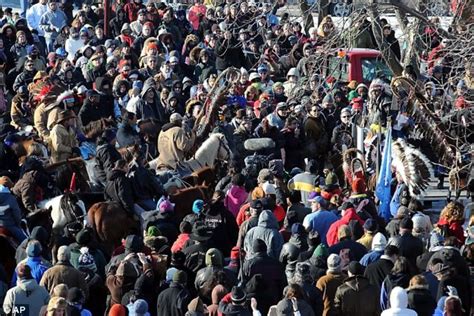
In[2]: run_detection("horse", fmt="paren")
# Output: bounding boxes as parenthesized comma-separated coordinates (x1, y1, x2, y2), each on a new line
(169, 185, 209, 222)
(149, 133, 231, 174)
(0, 228, 18, 281)
(38, 192, 87, 236)
(87, 202, 140, 256)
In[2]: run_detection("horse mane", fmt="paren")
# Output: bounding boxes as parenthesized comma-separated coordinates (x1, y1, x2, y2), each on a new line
(83, 118, 115, 140)
(195, 133, 223, 158)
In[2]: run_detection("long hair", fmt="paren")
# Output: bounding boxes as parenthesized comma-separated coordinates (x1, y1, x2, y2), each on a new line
(440, 201, 464, 223)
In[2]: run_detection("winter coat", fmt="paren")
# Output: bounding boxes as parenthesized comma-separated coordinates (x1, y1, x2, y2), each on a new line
(303, 210, 338, 245)
(328, 238, 368, 262)
(116, 123, 140, 148)
(0, 189, 23, 229)
(381, 287, 417, 316)
(12, 256, 51, 285)
(33, 101, 54, 141)
(94, 143, 121, 185)
(277, 298, 315, 316)
(49, 123, 77, 163)
(387, 232, 423, 270)
(171, 233, 190, 253)
(364, 256, 394, 288)
(224, 185, 248, 217)
(157, 122, 195, 169)
(316, 272, 346, 316)
(334, 275, 380, 316)
(243, 210, 284, 259)
(12, 169, 50, 214)
(303, 116, 329, 159)
(128, 162, 163, 202)
(104, 169, 135, 214)
(79, 97, 115, 127)
(136, 80, 166, 123)
(69, 243, 107, 279)
(407, 286, 436, 316)
(242, 251, 286, 308)
(13, 70, 35, 92)
(202, 203, 239, 256)
(39, 261, 89, 298)
(326, 208, 364, 246)
(10, 94, 33, 129)
(2, 279, 49, 316)
(106, 272, 136, 307)
(381, 273, 411, 310)
(156, 282, 191, 316)
(437, 217, 465, 245)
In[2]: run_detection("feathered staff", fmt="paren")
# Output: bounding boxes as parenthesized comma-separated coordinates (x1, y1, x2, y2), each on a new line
(392, 138, 433, 196)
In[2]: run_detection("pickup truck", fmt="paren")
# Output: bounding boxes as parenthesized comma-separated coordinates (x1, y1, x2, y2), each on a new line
(322, 48, 393, 84)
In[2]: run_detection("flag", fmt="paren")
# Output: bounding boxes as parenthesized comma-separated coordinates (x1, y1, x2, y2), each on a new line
(375, 127, 392, 222)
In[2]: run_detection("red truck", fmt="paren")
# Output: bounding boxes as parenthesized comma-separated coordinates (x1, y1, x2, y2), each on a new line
(323, 48, 393, 84)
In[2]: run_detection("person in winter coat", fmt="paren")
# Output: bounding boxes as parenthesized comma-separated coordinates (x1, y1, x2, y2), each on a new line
(243, 210, 284, 260)
(328, 225, 368, 262)
(0, 183, 27, 242)
(40, 246, 89, 298)
(10, 86, 33, 130)
(359, 232, 387, 266)
(136, 78, 167, 124)
(69, 228, 107, 279)
(316, 254, 346, 316)
(237, 199, 263, 247)
(276, 283, 315, 316)
(406, 275, 436, 316)
(172, 221, 192, 254)
(93, 129, 122, 187)
(12, 240, 50, 285)
(289, 262, 323, 316)
(15, 226, 50, 264)
(3, 264, 50, 316)
(436, 201, 466, 245)
(79, 83, 115, 126)
(383, 25, 401, 61)
(387, 217, 424, 270)
(106, 260, 140, 307)
(39, 1, 67, 52)
(49, 109, 78, 163)
(156, 112, 195, 170)
(326, 206, 364, 247)
(224, 174, 248, 217)
(380, 257, 413, 310)
(156, 270, 191, 316)
(218, 286, 253, 316)
(364, 245, 399, 289)
(242, 239, 286, 309)
(334, 261, 380, 316)
(381, 287, 417, 316)
(280, 223, 308, 268)
(13, 59, 36, 92)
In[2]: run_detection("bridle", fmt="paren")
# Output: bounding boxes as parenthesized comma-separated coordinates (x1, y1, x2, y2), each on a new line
(215, 136, 231, 162)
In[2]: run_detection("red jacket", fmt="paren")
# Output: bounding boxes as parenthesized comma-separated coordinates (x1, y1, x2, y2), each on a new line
(326, 208, 364, 246)
(437, 217, 465, 245)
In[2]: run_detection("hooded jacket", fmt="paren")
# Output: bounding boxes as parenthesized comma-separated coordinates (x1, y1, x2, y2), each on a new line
(243, 210, 284, 259)
(136, 79, 166, 124)
(3, 278, 50, 316)
(94, 142, 121, 185)
(381, 287, 418, 316)
(224, 185, 249, 217)
(0, 187, 23, 228)
(326, 208, 364, 246)
(407, 285, 436, 316)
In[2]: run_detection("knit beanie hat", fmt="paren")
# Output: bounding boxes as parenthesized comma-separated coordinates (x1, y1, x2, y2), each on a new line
(77, 247, 97, 273)
(173, 270, 187, 284)
(313, 243, 328, 259)
(348, 261, 365, 276)
(166, 267, 177, 283)
(109, 304, 128, 316)
(146, 226, 161, 237)
(27, 240, 42, 257)
(205, 248, 223, 267)
(75, 228, 92, 246)
(371, 232, 387, 251)
(192, 199, 205, 214)
(57, 245, 71, 262)
(327, 254, 342, 273)
(253, 239, 267, 253)
(429, 232, 445, 250)
(133, 299, 149, 316)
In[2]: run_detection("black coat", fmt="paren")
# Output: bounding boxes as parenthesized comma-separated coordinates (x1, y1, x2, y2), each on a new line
(328, 239, 368, 262)
(242, 252, 286, 306)
(104, 169, 135, 214)
(407, 286, 436, 316)
(156, 282, 191, 316)
(388, 232, 424, 271)
(94, 143, 121, 185)
(364, 257, 393, 288)
(128, 163, 163, 202)
(79, 97, 115, 126)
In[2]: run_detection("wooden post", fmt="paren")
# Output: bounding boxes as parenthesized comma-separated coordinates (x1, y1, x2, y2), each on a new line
(103, 0, 110, 38)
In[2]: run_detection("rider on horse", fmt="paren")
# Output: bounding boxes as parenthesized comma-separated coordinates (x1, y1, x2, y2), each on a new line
(156, 113, 195, 170)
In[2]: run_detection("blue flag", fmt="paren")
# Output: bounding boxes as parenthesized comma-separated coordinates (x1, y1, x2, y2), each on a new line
(375, 127, 392, 222)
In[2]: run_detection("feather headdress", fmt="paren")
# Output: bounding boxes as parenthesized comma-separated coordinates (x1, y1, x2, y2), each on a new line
(392, 138, 433, 196)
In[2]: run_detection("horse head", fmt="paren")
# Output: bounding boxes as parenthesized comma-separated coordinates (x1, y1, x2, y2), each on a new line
(59, 192, 87, 233)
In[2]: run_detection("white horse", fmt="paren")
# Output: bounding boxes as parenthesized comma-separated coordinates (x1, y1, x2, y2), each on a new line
(149, 132, 231, 172)
(38, 193, 87, 235)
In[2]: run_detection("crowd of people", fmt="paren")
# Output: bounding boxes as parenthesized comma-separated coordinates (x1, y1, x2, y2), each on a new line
(0, 0, 473, 315)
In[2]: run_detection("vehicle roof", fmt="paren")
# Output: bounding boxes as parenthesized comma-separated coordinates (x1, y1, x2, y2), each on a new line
(344, 48, 382, 57)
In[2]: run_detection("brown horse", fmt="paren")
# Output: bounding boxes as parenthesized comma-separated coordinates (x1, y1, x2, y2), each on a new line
(181, 166, 216, 188)
(169, 185, 209, 222)
(87, 202, 140, 256)
(0, 228, 20, 281)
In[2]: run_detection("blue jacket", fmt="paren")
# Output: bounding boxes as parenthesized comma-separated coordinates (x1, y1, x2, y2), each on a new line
(0, 186, 22, 228)
(360, 250, 383, 266)
(12, 257, 51, 286)
(303, 210, 338, 245)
